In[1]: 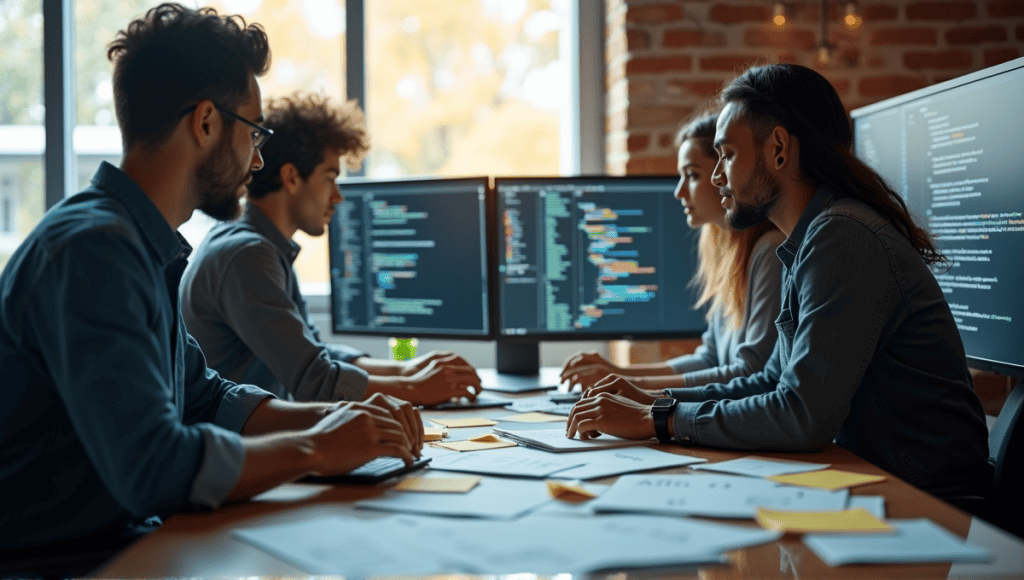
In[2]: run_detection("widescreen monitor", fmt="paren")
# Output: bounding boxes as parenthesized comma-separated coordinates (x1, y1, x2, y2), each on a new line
(851, 56, 1024, 376)
(494, 176, 707, 342)
(328, 177, 494, 339)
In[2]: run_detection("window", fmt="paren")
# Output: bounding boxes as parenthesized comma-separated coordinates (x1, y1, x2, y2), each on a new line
(0, 0, 44, 270)
(365, 0, 567, 179)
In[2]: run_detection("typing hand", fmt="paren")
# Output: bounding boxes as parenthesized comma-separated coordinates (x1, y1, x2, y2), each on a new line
(560, 351, 622, 390)
(363, 392, 424, 454)
(405, 358, 481, 406)
(307, 402, 417, 475)
(400, 351, 476, 377)
(582, 374, 660, 405)
(566, 392, 657, 441)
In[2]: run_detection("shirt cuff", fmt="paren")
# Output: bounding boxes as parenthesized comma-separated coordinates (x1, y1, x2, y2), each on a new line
(334, 363, 370, 401)
(670, 402, 702, 445)
(188, 426, 245, 508)
(214, 383, 277, 432)
(665, 386, 707, 402)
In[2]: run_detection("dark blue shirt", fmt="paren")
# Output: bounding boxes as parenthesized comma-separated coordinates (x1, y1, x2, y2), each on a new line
(0, 162, 271, 549)
(668, 188, 990, 497)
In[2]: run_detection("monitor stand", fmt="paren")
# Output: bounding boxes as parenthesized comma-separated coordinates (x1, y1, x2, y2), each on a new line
(496, 341, 540, 375)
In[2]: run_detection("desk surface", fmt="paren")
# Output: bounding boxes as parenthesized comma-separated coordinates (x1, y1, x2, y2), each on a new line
(95, 402, 1024, 578)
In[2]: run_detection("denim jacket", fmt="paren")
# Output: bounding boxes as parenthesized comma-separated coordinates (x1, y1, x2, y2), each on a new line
(667, 187, 989, 497)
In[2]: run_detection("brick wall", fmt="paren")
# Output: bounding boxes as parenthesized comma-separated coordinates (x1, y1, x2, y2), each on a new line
(606, 0, 1024, 175)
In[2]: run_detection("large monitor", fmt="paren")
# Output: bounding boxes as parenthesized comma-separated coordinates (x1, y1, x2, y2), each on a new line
(329, 177, 494, 339)
(852, 56, 1024, 376)
(495, 176, 707, 346)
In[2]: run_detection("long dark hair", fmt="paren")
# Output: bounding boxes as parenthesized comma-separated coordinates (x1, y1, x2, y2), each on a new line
(720, 64, 944, 264)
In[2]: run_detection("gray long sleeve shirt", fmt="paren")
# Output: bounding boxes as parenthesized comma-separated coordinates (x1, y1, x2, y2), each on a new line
(180, 204, 369, 402)
(665, 188, 989, 497)
(666, 229, 785, 386)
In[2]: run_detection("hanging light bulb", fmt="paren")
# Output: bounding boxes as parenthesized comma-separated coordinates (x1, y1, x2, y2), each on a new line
(773, 2, 787, 27)
(844, 1, 862, 29)
(817, 44, 832, 64)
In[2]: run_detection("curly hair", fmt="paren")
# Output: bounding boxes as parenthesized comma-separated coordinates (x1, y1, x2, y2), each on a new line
(107, 2, 271, 150)
(247, 93, 370, 199)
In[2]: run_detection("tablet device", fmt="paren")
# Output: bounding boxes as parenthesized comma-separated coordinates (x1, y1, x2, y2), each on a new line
(300, 456, 431, 485)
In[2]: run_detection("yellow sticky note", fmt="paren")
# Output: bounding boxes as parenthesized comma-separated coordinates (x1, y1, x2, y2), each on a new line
(768, 469, 886, 491)
(546, 480, 598, 502)
(755, 507, 893, 534)
(423, 427, 447, 442)
(500, 412, 568, 423)
(432, 434, 517, 452)
(431, 417, 498, 428)
(394, 475, 480, 493)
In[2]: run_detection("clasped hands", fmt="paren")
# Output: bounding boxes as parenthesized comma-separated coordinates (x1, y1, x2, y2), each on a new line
(565, 374, 664, 441)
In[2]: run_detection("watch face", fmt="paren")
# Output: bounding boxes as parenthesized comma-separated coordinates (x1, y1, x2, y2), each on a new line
(653, 398, 675, 410)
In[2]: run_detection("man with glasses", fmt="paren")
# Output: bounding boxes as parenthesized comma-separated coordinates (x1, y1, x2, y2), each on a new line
(0, 4, 421, 575)
(181, 92, 482, 407)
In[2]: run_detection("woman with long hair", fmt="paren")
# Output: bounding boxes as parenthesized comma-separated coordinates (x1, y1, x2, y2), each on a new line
(560, 113, 784, 391)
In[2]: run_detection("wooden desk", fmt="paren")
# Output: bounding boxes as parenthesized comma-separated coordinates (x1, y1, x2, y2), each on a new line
(95, 405, 1024, 578)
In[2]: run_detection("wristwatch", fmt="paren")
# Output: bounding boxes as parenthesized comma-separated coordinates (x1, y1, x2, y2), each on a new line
(651, 398, 678, 443)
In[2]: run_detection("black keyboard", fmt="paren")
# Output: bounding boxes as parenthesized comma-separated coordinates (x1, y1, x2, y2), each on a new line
(300, 456, 431, 485)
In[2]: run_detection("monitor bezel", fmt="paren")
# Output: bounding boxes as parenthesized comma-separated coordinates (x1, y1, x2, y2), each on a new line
(492, 174, 708, 343)
(328, 175, 498, 341)
(851, 55, 1024, 378)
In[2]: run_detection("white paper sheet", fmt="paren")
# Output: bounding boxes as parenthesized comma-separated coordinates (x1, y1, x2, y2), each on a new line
(547, 446, 707, 480)
(354, 476, 550, 519)
(236, 512, 781, 575)
(803, 519, 993, 566)
(591, 474, 849, 519)
(690, 456, 830, 477)
(428, 446, 587, 478)
(492, 427, 651, 452)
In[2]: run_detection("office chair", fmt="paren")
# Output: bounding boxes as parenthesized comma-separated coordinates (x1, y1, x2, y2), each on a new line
(987, 378, 1024, 538)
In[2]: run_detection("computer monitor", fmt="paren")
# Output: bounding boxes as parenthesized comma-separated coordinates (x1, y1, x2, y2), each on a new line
(493, 176, 707, 370)
(851, 56, 1024, 376)
(328, 177, 494, 339)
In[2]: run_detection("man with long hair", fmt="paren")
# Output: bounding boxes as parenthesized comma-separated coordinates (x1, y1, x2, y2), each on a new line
(181, 92, 481, 406)
(568, 64, 989, 499)
(0, 5, 420, 574)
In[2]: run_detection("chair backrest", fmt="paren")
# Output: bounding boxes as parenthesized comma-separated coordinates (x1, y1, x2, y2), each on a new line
(989, 378, 1024, 502)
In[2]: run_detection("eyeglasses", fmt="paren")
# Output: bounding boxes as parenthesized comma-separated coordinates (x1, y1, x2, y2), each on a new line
(213, 103, 273, 150)
(178, 102, 273, 149)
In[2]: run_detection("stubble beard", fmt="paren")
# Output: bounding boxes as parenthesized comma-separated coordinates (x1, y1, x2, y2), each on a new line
(195, 131, 247, 222)
(725, 154, 783, 231)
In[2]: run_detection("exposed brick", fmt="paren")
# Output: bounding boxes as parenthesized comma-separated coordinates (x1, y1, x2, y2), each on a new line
(626, 3, 683, 24)
(776, 52, 800, 63)
(906, 1, 977, 20)
(700, 55, 765, 72)
(607, 108, 627, 134)
(709, 4, 768, 24)
(986, 0, 1024, 17)
(658, 133, 675, 149)
(945, 26, 1008, 45)
(830, 79, 851, 95)
(858, 75, 929, 97)
(904, 50, 973, 69)
(862, 3, 899, 20)
(744, 28, 816, 50)
(665, 79, 726, 98)
(627, 104, 694, 129)
(984, 48, 1020, 67)
(628, 79, 656, 100)
(870, 27, 938, 45)
(663, 29, 728, 48)
(868, 54, 886, 67)
(626, 29, 651, 51)
(626, 156, 679, 175)
(627, 134, 651, 152)
(626, 55, 693, 75)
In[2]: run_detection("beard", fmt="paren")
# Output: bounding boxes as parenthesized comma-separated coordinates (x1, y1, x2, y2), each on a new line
(724, 154, 783, 231)
(195, 131, 247, 221)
